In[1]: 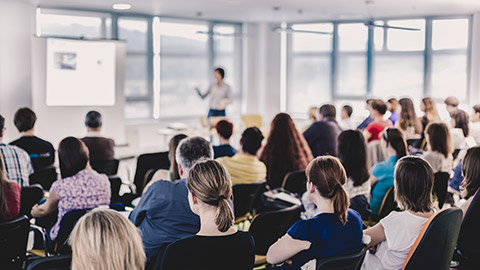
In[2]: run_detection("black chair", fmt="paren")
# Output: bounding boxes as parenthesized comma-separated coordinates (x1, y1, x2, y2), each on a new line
(26, 255, 71, 270)
(434, 172, 449, 209)
(109, 175, 122, 204)
(370, 186, 397, 224)
(29, 166, 58, 190)
(0, 215, 30, 270)
(90, 158, 120, 176)
(316, 245, 367, 270)
(50, 209, 90, 255)
(455, 190, 480, 269)
(232, 180, 266, 223)
(20, 184, 44, 217)
(282, 170, 307, 196)
(133, 152, 170, 194)
(403, 208, 462, 270)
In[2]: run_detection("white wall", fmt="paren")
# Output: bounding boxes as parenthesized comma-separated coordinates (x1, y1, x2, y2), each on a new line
(469, 13, 480, 105)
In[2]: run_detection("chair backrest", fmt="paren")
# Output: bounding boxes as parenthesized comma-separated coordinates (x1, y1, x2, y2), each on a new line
(457, 189, 480, 265)
(53, 209, 90, 255)
(90, 159, 120, 176)
(133, 152, 170, 194)
(433, 172, 449, 209)
(232, 180, 266, 219)
(26, 255, 72, 270)
(316, 245, 367, 270)
(19, 184, 44, 217)
(29, 166, 58, 190)
(108, 175, 122, 204)
(249, 205, 302, 255)
(377, 186, 397, 220)
(0, 215, 30, 269)
(402, 208, 463, 270)
(241, 114, 263, 129)
(282, 170, 307, 196)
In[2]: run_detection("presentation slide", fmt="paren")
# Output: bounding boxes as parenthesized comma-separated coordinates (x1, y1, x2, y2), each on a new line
(46, 38, 116, 106)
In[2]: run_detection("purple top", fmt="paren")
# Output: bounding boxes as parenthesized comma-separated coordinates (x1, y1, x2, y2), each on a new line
(50, 169, 111, 240)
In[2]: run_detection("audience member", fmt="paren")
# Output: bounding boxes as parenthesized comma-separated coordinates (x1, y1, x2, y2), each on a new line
(363, 99, 393, 142)
(10, 107, 55, 171)
(418, 97, 441, 149)
(422, 123, 453, 174)
(69, 208, 145, 270)
(81, 111, 115, 161)
(450, 109, 472, 152)
(0, 114, 33, 187)
(469, 105, 480, 145)
(357, 99, 374, 130)
(459, 146, 480, 215)
(0, 154, 20, 222)
(161, 159, 254, 270)
(339, 105, 355, 130)
(217, 127, 266, 185)
(363, 156, 434, 269)
(261, 113, 313, 188)
(30, 137, 111, 241)
(337, 130, 371, 219)
(444, 96, 460, 116)
(397, 97, 422, 139)
(370, 128, 407, 214)
(266, 156, 364, 269)
(387, 98, 400, 125)
(129, 137, 212, 260)
(303, 104, 342, 157)
(303, 106, 319, 132)
(213, 120, 236, 159)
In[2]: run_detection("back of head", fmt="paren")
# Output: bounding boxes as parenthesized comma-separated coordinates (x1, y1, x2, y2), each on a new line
(241, 127, 264, 155)
(337, 130, 370, 187)
(14, 107, 37, 132)
(319, 104, 336, 120)
(444, 96, 459, 108)
(85, 111, 102, 129)
(371, 99, 387, 115)
(342, 105, 353, 117)
(422, 97, 440, 120)
(451, 109, 469, 137)
(383, 128, 408, 159)
(215, 67, 225, 79)
(399, 98, 420, 132)
(460, 146, 480, 200)
(306, 156, 349, 224)
(58, 137, 89, 179)
(168, 134, 188, 180)
(187, 159, 233, 232)
(394, 156, 433, 213)
(69, 208, 145, 270)
(175, 136, 213, 175)
(387, 98, 398, 113)
(215, 120, 234, 140)
(473, 104, 480, 114)
(426, 122, 451, 158)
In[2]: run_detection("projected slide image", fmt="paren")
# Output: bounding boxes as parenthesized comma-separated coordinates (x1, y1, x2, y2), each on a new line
(54, 52, 77, 70)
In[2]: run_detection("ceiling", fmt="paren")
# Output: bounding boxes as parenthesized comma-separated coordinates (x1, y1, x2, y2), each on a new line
(24, 0, 480, 22)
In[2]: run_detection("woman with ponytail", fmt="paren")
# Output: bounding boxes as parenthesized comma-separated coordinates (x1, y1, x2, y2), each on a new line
(160, 159, 254, 270)
(267, 156, 364, 270)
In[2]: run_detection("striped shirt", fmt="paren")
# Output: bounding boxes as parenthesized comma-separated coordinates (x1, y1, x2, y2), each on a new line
(0, 143, 33, 187)
(216, 153, 266, 185)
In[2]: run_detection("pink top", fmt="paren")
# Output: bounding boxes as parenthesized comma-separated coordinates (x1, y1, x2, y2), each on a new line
(366, 120, 393, 142)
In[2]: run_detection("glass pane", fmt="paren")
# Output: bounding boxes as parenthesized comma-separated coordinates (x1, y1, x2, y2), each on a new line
(431, 53, 467, 101)
(338, 23, 368, 52)
(387, 19, 425, 51)
(372, 54, 423, 102)
(159, 21, 208, 54)
(125, 101, 151, 119)
(38, 13, 104, 38)
(118, 18, 148, 52)
(287, 56, 331, 114)
(213, 25, 236, 53)
(336, 55, 367, 96)
(291, 23, 333, 52)
(125, 55, 149, 97)
(432, 19, 469, 50)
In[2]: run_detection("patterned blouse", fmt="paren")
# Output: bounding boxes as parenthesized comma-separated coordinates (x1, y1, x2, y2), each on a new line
(50, 169, 111, 240)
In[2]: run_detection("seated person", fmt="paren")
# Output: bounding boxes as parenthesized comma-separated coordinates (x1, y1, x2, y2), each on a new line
(266, 156, 364, 269)
(160, 159, 255, 270)
(363, 99, 393, 142)
(213, 120, 236, 159)
(30, 137, 111, 241)
(0, 154, 21, 222)
(0, 114, 33, 187)
(81, 111, 115, 161)
(422, 123, 453, 174)
(357, 99, 374, 130)
(363, 156, 435, 269)
(10, 107, 55, 171)
(339, 105, 356, 130)
(129, 137, 212, 261)
(387, 98, 400, 125)
(303, 104, 342, 157)
(449, 162, 463, 194)
(69, 208, 145, 270)
(469, 105, 480, 145)
(459, 146, 480, 215)
(217, 127, 266, 185)
(370, 128, 407, 214)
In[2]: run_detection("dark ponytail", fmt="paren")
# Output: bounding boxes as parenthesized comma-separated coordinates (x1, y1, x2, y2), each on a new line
(384, 128, 408, 159)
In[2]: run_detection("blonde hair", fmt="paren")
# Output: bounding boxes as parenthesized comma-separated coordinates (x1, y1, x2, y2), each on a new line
(69, 208, 145, 270)
(187, 159, 233, 232)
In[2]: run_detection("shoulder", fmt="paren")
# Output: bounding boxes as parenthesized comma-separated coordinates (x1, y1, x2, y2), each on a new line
(347, 208, 363, 223)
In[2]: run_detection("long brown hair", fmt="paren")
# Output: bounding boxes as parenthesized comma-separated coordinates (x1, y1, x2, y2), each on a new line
(383, 128, 408, 159)
(0, 154, 20, 220)
(426, 122, 452, 158)
(259, 113, 313, 188)
(451, 109, 470, 137)
(58, 137, 89, 179)
(460, 146, 480, 200)
(421, 97, 441, 122)
(399, 98, 422, 134)
(306, 156, 349, 224)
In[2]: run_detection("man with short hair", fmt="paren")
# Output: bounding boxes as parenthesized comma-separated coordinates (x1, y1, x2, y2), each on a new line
(213, 119, 236, 159)
(444, 96, 459, 116)
(0, 114, 33, 187)
(303, 104, 342, 157)
(339, 105, 355, 130)
(81, 110, 115, 161)
(129, 136, 213, 261)
(217, 127, 266, 185)
(10, 107, 55, 171)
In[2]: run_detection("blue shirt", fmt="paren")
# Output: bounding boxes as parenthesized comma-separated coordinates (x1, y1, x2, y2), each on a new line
(357, 116, 374, 130)
(449, 162, 463, 193)
(213, 144, 236, 159)
(129, 179, 200, 260)
(388, 112, 401, 125)
(281, 209, 364, 270)
(370, 156, 397, 214)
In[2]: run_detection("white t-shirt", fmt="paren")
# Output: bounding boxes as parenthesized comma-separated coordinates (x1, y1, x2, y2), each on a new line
(470, 122, 480, 145)
(362, 211, 429, 270)
(422, 151, 453, 174)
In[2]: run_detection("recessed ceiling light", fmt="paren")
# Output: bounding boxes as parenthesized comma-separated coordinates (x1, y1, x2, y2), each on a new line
(112, 3, 131, 10)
